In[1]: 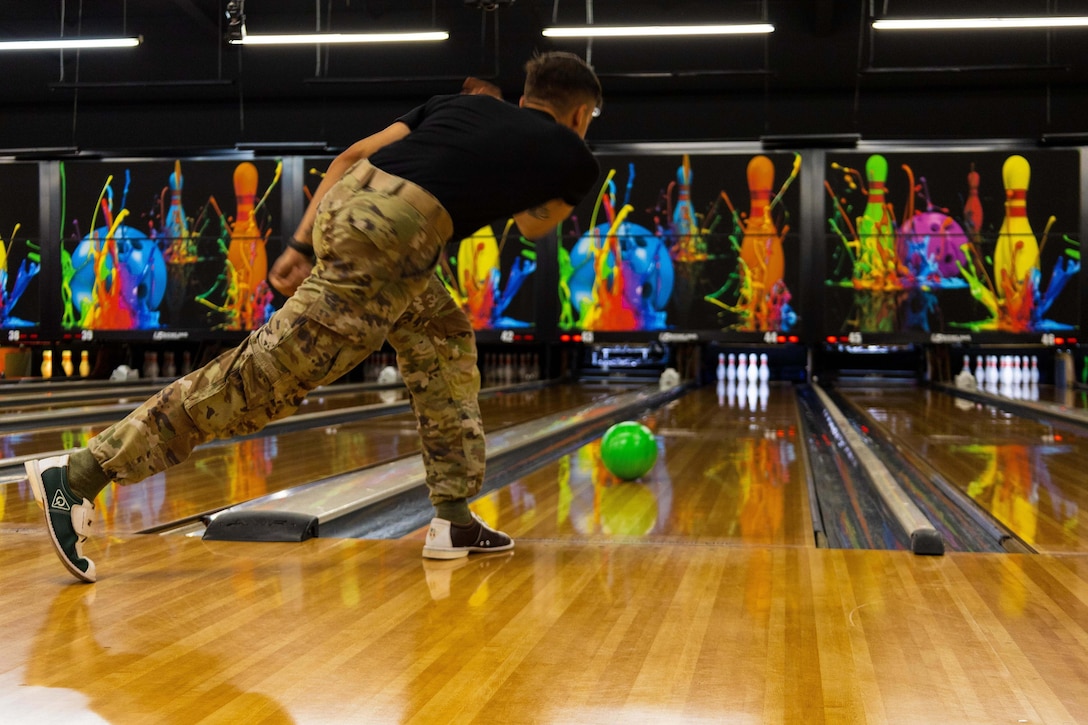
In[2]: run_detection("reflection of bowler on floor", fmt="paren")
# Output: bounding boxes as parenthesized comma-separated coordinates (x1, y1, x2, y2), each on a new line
(25, 51, 603, 583)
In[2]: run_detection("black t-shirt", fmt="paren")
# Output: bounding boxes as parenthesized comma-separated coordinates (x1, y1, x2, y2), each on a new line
(367, 93, 600, 241)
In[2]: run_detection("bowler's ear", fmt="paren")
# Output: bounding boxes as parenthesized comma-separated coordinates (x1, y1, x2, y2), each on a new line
(462, 76, 503, 99)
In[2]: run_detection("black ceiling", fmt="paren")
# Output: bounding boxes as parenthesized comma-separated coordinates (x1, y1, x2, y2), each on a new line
(2, 0, 1087, 150)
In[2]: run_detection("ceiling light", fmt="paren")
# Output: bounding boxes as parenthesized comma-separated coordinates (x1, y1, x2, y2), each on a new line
(229, 31, 449, 45)
(873, 16, 1088, 30)
(0, 37, 142, 51)
(542, 24, 774, 38)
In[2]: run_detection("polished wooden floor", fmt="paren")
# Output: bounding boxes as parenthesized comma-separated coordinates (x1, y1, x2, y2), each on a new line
(2, 384, 1087, 723)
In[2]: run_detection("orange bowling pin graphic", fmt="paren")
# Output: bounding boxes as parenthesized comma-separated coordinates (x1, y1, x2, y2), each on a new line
(739, 155, 784, 323)
(994, 155, 1039, 290)
(963, 162, 983, 236)
(227, 162, 268, 299)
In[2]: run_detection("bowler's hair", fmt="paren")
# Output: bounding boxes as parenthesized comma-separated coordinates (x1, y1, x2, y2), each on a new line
(523, 51, 602, 116)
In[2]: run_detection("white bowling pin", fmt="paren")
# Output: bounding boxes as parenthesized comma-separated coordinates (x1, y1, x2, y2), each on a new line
(726, 353, 736, 382)
(717, 353, 726, 382)
(759, 353, 770, 382)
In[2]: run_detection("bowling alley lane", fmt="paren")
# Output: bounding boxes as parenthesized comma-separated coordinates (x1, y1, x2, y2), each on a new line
(0, 385, 406, 462)
(837, 385, 1087, 554)
(403, 383, 815, 547)
(0, 383, 629, 534)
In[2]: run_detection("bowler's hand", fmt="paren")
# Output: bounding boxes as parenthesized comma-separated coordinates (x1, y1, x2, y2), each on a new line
(269, 246, 314, 297)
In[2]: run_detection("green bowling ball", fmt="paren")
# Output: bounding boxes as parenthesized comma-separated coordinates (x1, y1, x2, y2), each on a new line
(600, 421, 658, 480)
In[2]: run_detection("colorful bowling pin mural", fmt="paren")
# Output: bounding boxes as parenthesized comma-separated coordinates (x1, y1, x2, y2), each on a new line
(560, 153, 800, 334)
(826, 150, 1079, 334)
(61, 159, 282, 333)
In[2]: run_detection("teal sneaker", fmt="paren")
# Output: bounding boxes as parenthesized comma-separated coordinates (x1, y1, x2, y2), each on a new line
(25, 455, 97, 583)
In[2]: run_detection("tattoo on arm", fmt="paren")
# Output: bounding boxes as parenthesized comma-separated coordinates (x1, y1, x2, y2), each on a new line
(526, 205, 551, 220)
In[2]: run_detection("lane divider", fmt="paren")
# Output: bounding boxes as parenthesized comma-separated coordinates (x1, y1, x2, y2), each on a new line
(811, 383, 944, 555)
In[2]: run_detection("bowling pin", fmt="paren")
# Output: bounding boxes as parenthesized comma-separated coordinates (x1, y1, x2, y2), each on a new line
(40, 350, 52, 379)
(79, 350, 91, 377)
(974, 356, 985, 387)
(144, 351, 160, 379)
(739, 156, 784, 316)
(672, 154, 699, 257)
(61, 350, 74, 377)
(181, 350, 193, 375)
(717, 353, 727, 382)
(747, 353, 758, 383)
(737, 353, 747, 382)
(163, 351, 177, 378)
(1030, 355, 1040, 383)
(857, 154, 896, 273)
(963, 162, 983, 236)
(166, 160, 191, 255)
(726, 353, 737, 382)
(759, 353, 770, 382)
(994, 155, 1039, 289)
(961, 354, 971, 377)
(227, 162, 268, 310)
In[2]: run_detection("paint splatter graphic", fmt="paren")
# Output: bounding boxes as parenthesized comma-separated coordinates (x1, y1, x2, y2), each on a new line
(438, 220, 537, 330)
(826, 152, 1079, 333)
(61, 160, 282, 332)
(0, 226, 40, 329)
(559, 154, 800, 333)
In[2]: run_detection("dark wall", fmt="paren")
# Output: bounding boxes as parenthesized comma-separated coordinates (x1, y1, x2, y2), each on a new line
(2, 0, 1087, 154)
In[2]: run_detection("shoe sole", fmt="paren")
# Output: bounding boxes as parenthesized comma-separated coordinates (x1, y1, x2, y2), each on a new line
(422, 541, 515, 560)
(24, 460, 97, 584)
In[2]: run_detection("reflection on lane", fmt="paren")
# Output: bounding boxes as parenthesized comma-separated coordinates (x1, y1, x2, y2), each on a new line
(0, 384, 630, 534)
(842, 387, 1083, 553)
(453, 385, 810, 546)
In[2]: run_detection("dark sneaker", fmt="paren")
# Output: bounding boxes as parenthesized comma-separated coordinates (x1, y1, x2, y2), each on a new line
(423, 512, 514, 560)
(25, 455, 97, 583)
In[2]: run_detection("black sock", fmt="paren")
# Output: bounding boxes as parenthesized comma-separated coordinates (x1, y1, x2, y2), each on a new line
(434, 499, 473, 525)
(67, 448, 112, 503)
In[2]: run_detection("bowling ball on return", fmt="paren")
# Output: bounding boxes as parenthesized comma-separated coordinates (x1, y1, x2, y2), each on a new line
(599, 421, 658, 480)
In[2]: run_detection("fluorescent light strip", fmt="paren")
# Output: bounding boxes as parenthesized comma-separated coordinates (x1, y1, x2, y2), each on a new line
(0, 37, 142, 51)
(230, 31, 449, 45)
(873, 16, 1088, 30)
(542, 24, 774, 38)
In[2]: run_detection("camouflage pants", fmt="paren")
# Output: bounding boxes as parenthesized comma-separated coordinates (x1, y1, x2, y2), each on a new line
(88, 161, 485, 505)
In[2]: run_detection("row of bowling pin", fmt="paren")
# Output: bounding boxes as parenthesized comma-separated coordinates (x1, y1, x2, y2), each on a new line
(962, 354, 1039, 387)
(984, 379, 1040, 402)
(483, 353, 540, 386)
(717, 352, 770, 384)
(40, 350, 91, 379)
(717, 379, 770, 411)
(142, 350, 191, 379)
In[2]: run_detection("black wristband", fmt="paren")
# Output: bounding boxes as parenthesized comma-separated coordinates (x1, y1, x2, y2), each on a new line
(286, 237, 316, 261)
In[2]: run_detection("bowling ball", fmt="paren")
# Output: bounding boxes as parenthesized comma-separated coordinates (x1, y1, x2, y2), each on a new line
(377, 366, 400, 385)
(600, 421, 658, 480)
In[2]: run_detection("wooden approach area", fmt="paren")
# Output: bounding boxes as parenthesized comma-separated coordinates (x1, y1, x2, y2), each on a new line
(1, 385, 1087, 723)
(2, 529, 1087, 722)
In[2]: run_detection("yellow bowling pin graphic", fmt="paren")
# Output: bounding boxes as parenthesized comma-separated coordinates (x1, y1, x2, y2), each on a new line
(457, 225, 500, 329)
(994, 155, 1039, 289)
(739, 155, 784, 303)
(227, 162, 267, 296)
